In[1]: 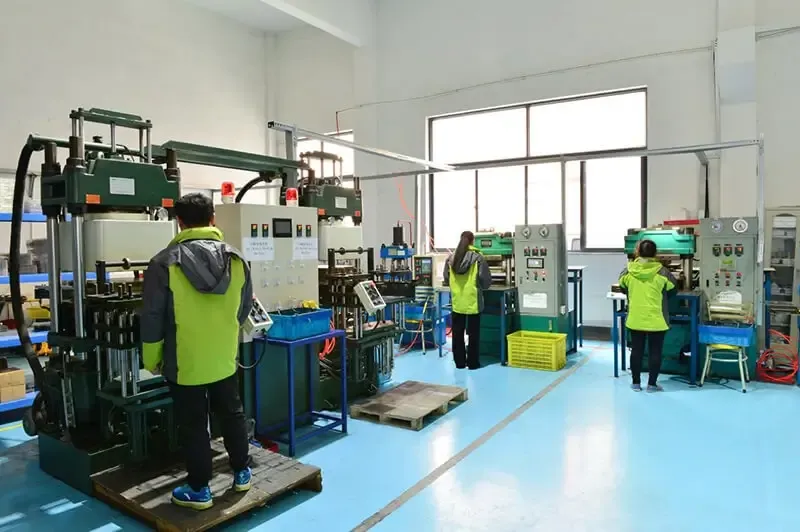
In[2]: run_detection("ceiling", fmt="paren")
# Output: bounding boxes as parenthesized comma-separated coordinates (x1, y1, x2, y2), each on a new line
(181, 0, 307, 32)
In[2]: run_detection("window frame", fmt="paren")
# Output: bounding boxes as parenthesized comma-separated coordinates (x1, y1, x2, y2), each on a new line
(428, 87, 647, 253)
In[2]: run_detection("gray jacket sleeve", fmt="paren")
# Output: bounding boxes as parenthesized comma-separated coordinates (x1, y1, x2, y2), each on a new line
(236, 257, 254, 326)
(477, 256, 492, 290)
(140, 259, 169, 344)
(442, 256, 451, 287)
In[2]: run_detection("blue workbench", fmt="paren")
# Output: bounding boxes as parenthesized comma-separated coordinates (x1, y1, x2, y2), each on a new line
(568, 266, 586, 350)
(254, 330, 348, 457)
(609, 290, 702, 385)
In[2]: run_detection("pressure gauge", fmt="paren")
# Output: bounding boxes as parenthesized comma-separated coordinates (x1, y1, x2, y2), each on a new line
(732, 218, 749, 234)
(710, 219, 723, 233)
(521, 226, 532, 238)
(538, 226, 550, 238)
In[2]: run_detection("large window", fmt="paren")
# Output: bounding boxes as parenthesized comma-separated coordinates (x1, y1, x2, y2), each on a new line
(296, 131, 355, 188)
(429, 88, 647, 250)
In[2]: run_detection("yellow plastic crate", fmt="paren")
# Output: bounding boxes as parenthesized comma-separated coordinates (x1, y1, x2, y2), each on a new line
(506, 331, 567, 371)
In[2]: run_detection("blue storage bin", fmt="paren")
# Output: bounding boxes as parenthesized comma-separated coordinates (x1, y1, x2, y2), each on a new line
(267, 308, 333, 341)
(698, 323, 755, 348)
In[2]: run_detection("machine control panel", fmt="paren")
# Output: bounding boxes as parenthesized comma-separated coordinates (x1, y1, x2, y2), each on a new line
(413, 253, 448, 288)
(354, 280, 387, 315)
(215, 204, 319, 311)
(698, 217, 759, 307)
(242, 295, 273, 341)
(514, 224, 567, 317)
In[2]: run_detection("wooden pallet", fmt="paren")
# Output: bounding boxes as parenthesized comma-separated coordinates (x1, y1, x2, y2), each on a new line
(92, 440, 322, 532)
(349, 380, 468, 430)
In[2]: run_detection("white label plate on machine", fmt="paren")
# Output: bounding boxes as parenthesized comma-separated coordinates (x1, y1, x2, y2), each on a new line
(293, 237, 318, 260)
(523, 293, 548, 309)
(109, 177, 136, 196)
(335, 197, 347, 209)
(242, 237, 275, 261)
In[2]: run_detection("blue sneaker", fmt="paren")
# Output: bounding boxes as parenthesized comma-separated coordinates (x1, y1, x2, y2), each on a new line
(234, 467, 252, 492)
(171, 484, 213, 510)
(631, 383, 642, 392)
(647, 384, 664, 393)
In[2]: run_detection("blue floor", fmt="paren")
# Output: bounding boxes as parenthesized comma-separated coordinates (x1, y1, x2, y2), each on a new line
(2, 341, 800, 531)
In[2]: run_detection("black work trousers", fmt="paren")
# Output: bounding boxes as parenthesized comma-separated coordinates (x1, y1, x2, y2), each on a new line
(451, 312, 481, 369)
(628, 329, 666, 386)
(169, 373, 250, 491)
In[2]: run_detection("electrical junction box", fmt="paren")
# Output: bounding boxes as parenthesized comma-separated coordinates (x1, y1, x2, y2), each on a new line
(413, 253, 448, 288)
(514, 224, 568, 317)
(215, 203, 319, 311)
(318, 222, 363, 260)
(241, 295, 273, 342)
(354, 280, 386, 315)
(697, 217, 759, 308)
(59, 214, 176, 271)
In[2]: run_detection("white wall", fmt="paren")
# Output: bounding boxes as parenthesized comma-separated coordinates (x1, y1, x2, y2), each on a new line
(270, 0, 800, 327)
(0, 0, 270, 189)
(355, 0, 719, 326)
(273, 26, 357, 144)
(0, 0, 272, 259)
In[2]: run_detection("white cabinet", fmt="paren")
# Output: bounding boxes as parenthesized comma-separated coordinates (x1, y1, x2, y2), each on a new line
(765, 208, 800, 346)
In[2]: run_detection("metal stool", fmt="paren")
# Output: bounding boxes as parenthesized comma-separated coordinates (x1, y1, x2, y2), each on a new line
(700, 343, 750, 393)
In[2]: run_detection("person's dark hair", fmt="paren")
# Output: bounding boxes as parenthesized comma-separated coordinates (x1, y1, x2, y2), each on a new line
(638, 239, 657, 259)
(175, 193, 214, 228)
(452, 230, 475, 267)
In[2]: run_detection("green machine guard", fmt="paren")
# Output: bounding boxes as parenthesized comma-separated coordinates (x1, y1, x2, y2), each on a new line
(474, 231, 514, 257)
(623, 228, 696, 257)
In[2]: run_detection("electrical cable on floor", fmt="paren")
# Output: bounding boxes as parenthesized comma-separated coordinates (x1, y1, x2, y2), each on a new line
(757, 329, 799, 385)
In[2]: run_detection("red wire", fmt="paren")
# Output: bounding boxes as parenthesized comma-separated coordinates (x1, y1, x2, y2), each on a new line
(756, 329, 799, 385)
(319, 320, 336, 359)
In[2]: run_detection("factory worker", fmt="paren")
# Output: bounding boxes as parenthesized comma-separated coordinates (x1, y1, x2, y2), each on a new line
(618, 239, 678, 392)
(443, 230, 492, 370)
(140, 192, 254, 510)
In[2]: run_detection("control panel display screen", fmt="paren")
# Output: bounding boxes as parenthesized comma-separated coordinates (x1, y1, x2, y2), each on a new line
(273, 218, 292, 238)
(417, 259, 432, 273)
(480, 239, 493, 248)
(527, 258, 544, 269)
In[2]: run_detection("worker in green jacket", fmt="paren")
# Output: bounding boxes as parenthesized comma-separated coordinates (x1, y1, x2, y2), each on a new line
(140, 193, 254, 510)
(443, 230, 492, 370)
(618, 239, 678, 392)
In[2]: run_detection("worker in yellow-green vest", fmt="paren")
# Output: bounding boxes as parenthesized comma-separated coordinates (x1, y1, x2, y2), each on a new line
(140, 193, 254, 511)
(443, 231, 492, 370)
(618, 239, 678, 393)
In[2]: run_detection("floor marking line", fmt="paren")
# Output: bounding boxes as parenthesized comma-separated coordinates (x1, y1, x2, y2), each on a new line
(352, 355, 592, 531)
(0, 423, 23, 433)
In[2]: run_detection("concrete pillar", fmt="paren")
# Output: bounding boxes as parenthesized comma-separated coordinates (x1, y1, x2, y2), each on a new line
(716, 0, 758, 217)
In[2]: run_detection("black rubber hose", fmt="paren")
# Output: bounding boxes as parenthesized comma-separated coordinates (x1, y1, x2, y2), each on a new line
(235, 173, 275, 203)
(10, 145, 48, 391)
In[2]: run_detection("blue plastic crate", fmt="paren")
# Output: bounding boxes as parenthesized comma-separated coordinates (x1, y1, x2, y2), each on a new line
(698, 323, 755, 348)
(266, 308, 333, 341)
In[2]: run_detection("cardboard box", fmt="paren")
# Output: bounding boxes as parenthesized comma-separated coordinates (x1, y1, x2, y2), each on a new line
(0, 384, 25, 403)
(0, 368, 25, 388)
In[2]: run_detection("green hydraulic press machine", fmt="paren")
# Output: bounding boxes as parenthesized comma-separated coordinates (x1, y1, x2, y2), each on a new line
(473, 231, 519, 361)
(620, 220, 760, 379)
(10, 108, 304, 495)
(620, 226, 697, 376)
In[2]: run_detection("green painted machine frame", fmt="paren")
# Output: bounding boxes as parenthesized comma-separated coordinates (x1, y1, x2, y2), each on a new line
(26, 107, 305, 496)
(623, 228, 696, 257)
(474, 231, 514, 257)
